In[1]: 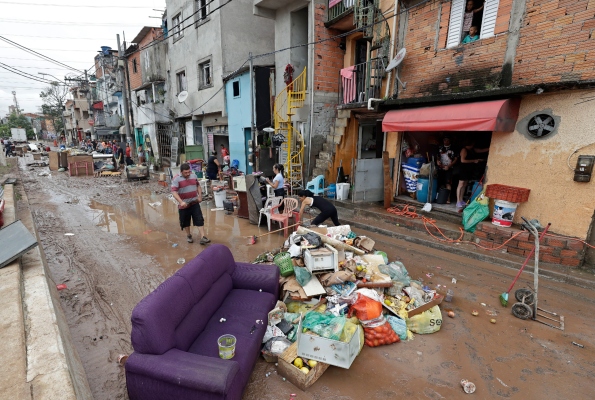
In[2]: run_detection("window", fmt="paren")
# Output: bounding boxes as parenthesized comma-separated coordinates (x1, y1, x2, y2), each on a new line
(446, 0, 500, 48)
(232, 81, 240, 97)
(132, 58, 138, 73)
(195, 0, 209, 23)
(172, 13, 182, 39)
(177, 71, 187, 93)
(198, 60, 212, 89)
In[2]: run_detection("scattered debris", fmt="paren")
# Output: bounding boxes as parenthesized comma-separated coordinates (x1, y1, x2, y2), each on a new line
(38, 171, 50, 176)
(447, 311, 455, 318)
(219, 318, 227, 323)
(497, 377, 508, 387)
(117, 354, 129, 365)
(461, 379, 476, 394)
(472, 310, 479, 316)
(452, 278, 457, 284)
(172, 243, 178, 248)
(177, 258, 185, 264)
(64, 233, 74, 236)
(149, 202, 161, 207)
(490, 319, 497, 324)
(572, 342, 584, 348)
(56, 284, 67, 290)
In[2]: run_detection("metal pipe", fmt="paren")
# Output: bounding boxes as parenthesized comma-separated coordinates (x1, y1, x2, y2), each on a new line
(385, 0, 399, 98)
(308, 0, 315, 183)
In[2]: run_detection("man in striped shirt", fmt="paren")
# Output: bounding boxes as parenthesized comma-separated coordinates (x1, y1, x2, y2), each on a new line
(171, 163, 210, 244)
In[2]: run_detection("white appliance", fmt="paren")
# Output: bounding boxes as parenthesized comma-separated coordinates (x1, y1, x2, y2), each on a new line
(233, 176, 246, 192)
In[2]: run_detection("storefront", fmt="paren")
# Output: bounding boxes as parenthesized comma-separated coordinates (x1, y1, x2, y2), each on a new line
(382, 98, 521, 209)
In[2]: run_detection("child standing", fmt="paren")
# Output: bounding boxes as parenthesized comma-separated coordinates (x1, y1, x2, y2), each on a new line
(462, 1, 484, 41)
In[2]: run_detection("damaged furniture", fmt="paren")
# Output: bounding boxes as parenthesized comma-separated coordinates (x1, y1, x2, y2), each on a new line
(125, 244, 280, 400)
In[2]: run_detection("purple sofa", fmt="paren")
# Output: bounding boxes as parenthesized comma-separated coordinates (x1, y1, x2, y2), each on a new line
(125, 244, 279, 400)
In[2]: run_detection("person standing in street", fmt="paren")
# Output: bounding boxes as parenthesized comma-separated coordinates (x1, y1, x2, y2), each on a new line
(137, 144, 145, 164)
(206, 151, 220, 180)
(171, 163, 210, 244)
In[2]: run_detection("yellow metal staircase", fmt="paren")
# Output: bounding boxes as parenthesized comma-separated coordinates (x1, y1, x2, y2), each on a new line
(273, 67, 307, 190)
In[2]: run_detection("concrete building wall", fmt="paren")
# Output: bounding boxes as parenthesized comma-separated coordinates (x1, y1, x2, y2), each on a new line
(486, 89, 595, 239)
(220, 0, 275, 74)
(142, 39, 168, 83)
(128, 50, 143, 90)
(225, 71, 251, 171)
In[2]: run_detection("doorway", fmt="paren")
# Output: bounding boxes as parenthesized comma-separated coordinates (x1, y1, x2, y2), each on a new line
(353, 120, 388, 202)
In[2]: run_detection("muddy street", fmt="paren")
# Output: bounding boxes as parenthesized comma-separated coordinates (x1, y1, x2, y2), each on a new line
(15, 154, 595, 400)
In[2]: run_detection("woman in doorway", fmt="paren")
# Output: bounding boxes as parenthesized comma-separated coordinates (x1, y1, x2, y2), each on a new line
(206, 150, 220, 180)
(297, 189, 341, 227)
(265, 163, 286, 198)
(456, 139, 488, 210)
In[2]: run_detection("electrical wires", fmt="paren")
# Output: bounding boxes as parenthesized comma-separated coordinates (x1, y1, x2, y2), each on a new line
(0, 36, 83, 73)
(0, 62, 64, 84)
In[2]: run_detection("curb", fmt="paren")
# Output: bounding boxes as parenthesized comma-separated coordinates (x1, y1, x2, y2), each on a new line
(340, 216, 595, 290)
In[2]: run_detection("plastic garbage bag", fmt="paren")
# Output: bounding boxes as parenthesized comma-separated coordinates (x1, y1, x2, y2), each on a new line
(348, 291, 383, 321)
(463, 192, 490, 233)
(288, 244, 302, 257)
(378, 262, 411, 286)
(360, 315, 400, 347)
(294, 266, 312, 287)
(303, 232, 322, 248)
(302, 312, 346, 341)
(386, 315, 408, 340)
(263, 336, 292, 356)
(406, 305, 442, 334)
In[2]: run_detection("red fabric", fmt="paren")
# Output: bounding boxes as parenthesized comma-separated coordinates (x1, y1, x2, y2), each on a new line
(382, 99, 521, 133)
(126, 147, 131, 157)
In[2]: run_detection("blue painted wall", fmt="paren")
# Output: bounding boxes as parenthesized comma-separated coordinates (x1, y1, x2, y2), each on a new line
(225, 71, 251, 173)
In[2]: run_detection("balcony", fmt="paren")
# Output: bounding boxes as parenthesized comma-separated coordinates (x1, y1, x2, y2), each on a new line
(326, 0, 355, 30)
(338, 59, 385, 106)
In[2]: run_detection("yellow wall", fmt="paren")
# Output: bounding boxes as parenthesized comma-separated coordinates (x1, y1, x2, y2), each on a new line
(486, 90, 595, 238)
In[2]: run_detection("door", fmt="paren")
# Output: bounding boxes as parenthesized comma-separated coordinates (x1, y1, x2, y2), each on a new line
(353, 121, 388, 202)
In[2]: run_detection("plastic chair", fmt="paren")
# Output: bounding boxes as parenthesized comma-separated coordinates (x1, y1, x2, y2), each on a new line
(270, 198, 299, 237)
(266, 184, 275, 199)
(306, 175, 325, 196)
(259, 196, 283, 231)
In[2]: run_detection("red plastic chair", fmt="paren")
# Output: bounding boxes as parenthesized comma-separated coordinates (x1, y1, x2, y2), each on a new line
(270, 198, 299, 237)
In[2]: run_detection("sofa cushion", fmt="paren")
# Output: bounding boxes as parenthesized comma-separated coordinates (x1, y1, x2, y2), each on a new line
(131, 275, 196, 355)
(175, 274, 232, 351)
(177, 244, 237, 303)
(187, 289, 276, 388)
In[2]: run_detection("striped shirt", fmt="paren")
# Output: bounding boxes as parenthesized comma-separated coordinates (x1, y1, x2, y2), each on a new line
(171, 172, 199, 209)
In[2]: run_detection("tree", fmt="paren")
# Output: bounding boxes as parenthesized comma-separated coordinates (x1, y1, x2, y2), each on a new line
(0, 112, 35, 139)
(39, 82, 69, 135)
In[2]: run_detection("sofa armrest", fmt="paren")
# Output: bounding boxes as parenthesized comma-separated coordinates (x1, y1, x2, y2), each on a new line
(233, 262, 279, 299)
(126, 349, 239, 395)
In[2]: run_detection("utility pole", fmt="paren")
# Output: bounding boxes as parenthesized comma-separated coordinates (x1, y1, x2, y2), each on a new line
(85, 70, 96, 140)
(249, 52, 257, 172)
(116, 34, 132, 145)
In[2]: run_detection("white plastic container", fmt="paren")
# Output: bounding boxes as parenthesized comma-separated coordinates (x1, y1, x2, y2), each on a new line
(336, 183, 350, 201)
(492, 199, 518, 227)
(304, 244, 338, 273)
(233, 176, 246, 192)
(214, 190, 227, 208)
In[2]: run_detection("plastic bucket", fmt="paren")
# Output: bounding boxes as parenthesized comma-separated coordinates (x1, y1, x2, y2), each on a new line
(217, 334, 236, 359)
(407, 156, 426, 169)
(336, 183, 350, 200)
(492, 199, 518, 227)
(326, 183, 336, 198)
(436, 188, 450, 204)
(416, 178, 437, 203)
(214, 190, 227, 208)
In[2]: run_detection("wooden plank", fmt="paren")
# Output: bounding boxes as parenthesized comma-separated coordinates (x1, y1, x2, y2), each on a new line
(296, 226, 365, 255)
(383, 151, 391, 209)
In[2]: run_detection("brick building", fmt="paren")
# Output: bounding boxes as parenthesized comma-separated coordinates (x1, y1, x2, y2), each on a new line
(372, 0, 595, 267)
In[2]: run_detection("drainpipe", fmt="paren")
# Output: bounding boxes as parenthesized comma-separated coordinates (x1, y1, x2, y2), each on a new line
(384, 0, 399, 98)
(307, 0, 316, 184)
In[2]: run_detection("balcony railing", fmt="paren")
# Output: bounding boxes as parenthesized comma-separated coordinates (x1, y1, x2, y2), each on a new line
(327, 0, 354, 23)
(338, 59, 385, 105)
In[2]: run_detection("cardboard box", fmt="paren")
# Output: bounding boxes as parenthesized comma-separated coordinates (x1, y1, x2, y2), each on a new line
(304, 244, 338, 273)
(278, 341, 329, 391)
(383, 294, 444, 318)
(48, 152, 60, 171)
(296, 317, 362, 369)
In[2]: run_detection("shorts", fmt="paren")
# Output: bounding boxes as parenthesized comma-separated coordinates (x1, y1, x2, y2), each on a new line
(178, 202, 204, 230)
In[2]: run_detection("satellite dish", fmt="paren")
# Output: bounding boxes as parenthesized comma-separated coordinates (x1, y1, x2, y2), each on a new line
(263, 127, 275, 133)
(177, 91, 188, 103)
(386, 48, 406, 72)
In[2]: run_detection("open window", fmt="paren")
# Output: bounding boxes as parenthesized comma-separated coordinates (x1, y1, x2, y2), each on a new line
(198, 60, 212, 90)
(446, 0, 500, 48)
(195, 0, 209, 24)
(176, 70, 187, 93)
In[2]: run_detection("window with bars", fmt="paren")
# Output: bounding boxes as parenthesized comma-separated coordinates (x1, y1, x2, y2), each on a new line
(446, 0, 500, 48)
(198, 60, 212, 89)
(177, 71, 187, 93)
(172, 13, 182, 39)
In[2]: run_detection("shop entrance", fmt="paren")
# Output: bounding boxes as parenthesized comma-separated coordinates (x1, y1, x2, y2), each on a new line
(396, 131, 492, 211)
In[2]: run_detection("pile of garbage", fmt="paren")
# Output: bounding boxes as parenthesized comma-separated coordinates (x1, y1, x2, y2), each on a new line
(256, 225, 445, 386)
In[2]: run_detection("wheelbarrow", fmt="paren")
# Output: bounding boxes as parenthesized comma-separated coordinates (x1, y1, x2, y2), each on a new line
(511, 217, 564, 330)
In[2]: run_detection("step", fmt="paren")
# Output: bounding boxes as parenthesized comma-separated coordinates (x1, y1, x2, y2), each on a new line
(322, 142, 334, 153)
(337, 109, 351, 119)
(334, 126, 345, 137)
(318, 151, 332, 161)
(335, 118, 348, 128)
(315, 158, 332, 169)
(393, 197, 465, 225)
(312, 167, 325, 178)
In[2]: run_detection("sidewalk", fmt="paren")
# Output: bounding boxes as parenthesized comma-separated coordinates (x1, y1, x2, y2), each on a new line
(332, 199, 595, 290)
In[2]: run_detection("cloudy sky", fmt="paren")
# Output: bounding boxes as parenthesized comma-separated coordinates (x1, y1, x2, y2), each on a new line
(0, 0, 166, 116)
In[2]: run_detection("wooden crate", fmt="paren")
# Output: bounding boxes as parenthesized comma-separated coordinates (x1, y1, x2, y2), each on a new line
(48, 152, 60, 171)
(278, 342, 329, 391)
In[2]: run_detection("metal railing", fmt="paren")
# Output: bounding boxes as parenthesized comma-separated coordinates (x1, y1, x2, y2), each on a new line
(338, 59, 385, 105)
(327, 0, 354, 22)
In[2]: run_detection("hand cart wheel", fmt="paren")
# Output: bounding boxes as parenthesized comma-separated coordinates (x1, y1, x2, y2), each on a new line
(515, 288, 535, 305)
(512, 302, 533, 320)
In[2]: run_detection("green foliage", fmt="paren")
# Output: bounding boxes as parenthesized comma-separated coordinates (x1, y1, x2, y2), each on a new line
(39, 82, 68, 135)
(0, 112, 35, 139)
